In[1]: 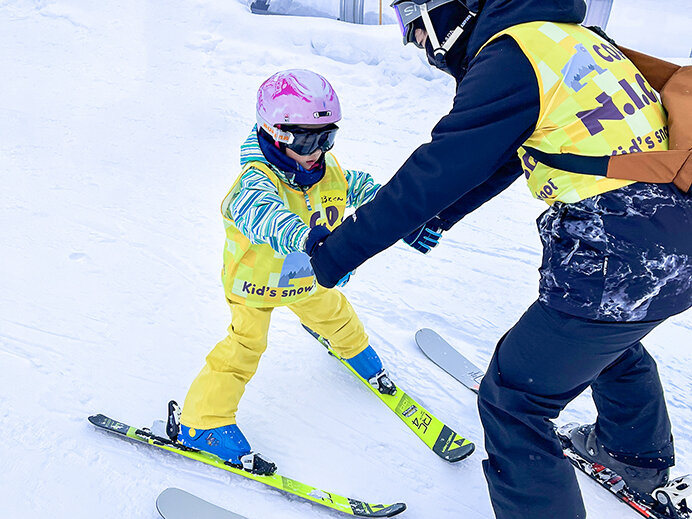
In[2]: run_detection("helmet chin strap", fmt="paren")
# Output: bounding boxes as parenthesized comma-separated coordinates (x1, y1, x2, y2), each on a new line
(419, 3, 475, 68)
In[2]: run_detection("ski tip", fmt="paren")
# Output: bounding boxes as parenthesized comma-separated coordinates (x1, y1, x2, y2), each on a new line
(433, 426, 476, 463)
(414, 328, 435, 340)
(88, 414, 107, 426)
(355, 502, 407, 517)
(384, 502, 407, 517)
(445, 441, 476, 463)
(156, 487, 179, 509)
(156, 488, 250, 519)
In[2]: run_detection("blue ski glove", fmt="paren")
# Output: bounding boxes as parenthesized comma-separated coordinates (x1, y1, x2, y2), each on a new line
(304, 224, 331, 257)
(336, 270, 354, 287)
(403, 217, 444, 254)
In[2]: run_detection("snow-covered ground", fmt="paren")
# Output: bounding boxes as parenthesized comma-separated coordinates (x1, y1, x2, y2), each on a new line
(1, 1, 690, 518)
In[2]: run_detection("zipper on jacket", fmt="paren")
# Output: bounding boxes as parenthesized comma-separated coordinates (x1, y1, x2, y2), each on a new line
(302, 188, 313, 211)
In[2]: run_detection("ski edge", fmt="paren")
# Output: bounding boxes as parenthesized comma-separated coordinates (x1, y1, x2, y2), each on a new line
(88, 414, 407, 518)
(302, 324, 475, 463)
(156, 488, 249, 519)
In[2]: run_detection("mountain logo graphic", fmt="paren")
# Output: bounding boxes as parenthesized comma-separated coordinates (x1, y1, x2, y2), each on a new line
(278, 252, 314, 288)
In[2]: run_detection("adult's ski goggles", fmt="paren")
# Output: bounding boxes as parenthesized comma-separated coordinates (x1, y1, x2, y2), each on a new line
(259, 120, 339, 155)
(392, 0, 461, 47)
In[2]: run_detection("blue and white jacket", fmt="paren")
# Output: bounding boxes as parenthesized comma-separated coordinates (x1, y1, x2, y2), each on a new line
(228, 128, 380, 255)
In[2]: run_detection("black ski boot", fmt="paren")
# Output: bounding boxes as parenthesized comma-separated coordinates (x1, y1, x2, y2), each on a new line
(570, 424, 669, 504)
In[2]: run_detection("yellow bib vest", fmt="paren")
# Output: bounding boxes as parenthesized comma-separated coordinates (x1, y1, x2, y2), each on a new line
(221, 153, 348, 307)
(482, 22, 669, 205)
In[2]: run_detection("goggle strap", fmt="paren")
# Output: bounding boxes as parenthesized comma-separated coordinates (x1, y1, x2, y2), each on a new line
(442, 25, 464, 52)
(419, 4, 442, 50)
(444, 11, 475, 51)
(259, 119, 295, 145)
(421, 5, 475, 54)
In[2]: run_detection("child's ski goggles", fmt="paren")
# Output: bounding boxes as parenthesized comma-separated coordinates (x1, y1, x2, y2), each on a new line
(284, 124, 339, 155)
(260, 120, 339, 155)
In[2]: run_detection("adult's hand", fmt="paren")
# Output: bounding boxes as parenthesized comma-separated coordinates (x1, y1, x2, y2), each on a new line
(335, 270, 355, 287)
(403, 216, 445, 254)
(304, 225, 331, 256)
(305, 225, 347, 288)
(307, 232, 350, 289)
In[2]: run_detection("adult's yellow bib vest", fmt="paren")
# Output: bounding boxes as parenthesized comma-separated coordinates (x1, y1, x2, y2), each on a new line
(221, 153, 348, 307)
(483, 22, 669, 205)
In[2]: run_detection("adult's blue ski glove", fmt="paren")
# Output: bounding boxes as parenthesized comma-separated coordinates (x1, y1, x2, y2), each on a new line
(402, 216, 444, 254)
(335, 270, 354, 287)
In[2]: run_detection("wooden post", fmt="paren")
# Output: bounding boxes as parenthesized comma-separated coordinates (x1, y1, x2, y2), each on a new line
(379, 0, 382, 25)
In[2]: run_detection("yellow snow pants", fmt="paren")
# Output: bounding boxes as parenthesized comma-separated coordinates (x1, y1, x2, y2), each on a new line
(180, 285, 369, 429)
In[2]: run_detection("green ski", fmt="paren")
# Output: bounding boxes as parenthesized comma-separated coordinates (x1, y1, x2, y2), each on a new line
(88, 414, 406, 518)
(302, 325, 475, 462)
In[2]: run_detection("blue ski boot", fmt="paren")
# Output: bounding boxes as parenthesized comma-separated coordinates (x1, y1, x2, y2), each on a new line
(166, 401, 276, 476)
(570, 424, 669, 504)
(346, 345, 396, 396)
(179, 423, 277, 476)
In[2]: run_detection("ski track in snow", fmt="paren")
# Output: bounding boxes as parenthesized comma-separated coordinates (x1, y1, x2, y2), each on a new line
(1, 1, 691, 518)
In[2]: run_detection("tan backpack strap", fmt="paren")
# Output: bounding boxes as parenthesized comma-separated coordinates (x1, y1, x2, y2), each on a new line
(607, 150, 692, 192)
(605, 47, 692, 192)
(661, 66, 692, 152)
(673, 152, 692, 192)
(619, 46, 681, 92)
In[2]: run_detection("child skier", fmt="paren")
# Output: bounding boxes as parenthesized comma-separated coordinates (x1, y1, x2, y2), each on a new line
(178, 69, 396, 475)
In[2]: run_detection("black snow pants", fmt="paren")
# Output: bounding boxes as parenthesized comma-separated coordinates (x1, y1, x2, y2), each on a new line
(478, 300, 674, 519)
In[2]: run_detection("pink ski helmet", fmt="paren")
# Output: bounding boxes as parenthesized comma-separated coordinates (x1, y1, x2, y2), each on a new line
(256, 69, 342, 147)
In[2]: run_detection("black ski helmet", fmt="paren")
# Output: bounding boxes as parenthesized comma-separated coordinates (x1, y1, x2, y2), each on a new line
(391, 0, 477, 70)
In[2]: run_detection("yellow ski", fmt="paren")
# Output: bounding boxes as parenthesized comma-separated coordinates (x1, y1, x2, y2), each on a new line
(302, 325, 475, 462)
(89, 414, 406, 517)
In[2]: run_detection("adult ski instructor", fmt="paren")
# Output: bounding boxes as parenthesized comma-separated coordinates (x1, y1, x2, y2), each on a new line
(304, 0, 692, 517)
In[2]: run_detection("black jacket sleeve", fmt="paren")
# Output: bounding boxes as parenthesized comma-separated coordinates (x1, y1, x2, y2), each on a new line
(310, 37, 540, 287)
(436, 156, 523, 230)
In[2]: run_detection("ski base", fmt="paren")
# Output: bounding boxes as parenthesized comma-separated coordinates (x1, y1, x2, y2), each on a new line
(157, 488, 248, 519)
(415, 328, 483, 393)
(302, 325, 474, 463)
(89, 414, 406, 518)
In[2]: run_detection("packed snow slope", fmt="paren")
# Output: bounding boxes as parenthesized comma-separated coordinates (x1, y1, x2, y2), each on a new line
(1, 1, 690, 518)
